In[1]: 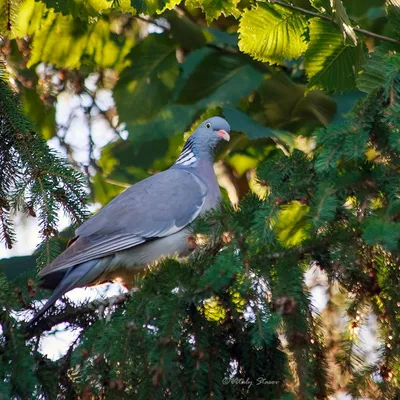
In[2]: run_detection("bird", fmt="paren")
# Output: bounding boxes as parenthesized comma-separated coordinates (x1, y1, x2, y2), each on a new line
(28, 116, 230, 326)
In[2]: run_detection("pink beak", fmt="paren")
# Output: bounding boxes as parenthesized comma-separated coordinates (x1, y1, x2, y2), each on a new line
(217, 129, 230, 141)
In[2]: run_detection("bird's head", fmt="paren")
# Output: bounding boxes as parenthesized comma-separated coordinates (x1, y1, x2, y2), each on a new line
(175, 116, 230, 166)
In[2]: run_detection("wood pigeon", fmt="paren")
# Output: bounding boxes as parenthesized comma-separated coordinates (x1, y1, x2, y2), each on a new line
(28, 116, 230, 325)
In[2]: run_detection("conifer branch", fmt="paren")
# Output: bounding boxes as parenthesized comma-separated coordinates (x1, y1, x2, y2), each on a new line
(25, 292, 133, 339)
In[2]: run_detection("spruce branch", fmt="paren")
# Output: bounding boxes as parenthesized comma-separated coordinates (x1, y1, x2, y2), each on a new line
(0, 80, 89, 263)
(25, 291, 133, 339)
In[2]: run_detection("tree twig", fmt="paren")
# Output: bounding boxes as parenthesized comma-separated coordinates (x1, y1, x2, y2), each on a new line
(25, 291, 133, 339)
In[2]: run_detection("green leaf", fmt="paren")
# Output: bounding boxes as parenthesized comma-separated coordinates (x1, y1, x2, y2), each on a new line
(304, 18, 365, 92)
(223, 105, 295, 146)
(177, 52, 250, 104)
(164, 9, 206, 50)
(28, 12, 133, 70)
(121, 105, 196, 146)
(41, 0, 133, 17)
(186, 0, 240, 23)
(273, 201, 311, 247)
(98, 130, 187, 186)
(257, 73, 336, 129)
(131, 0, 181, 15)
(0, 0, 23, 34)
(12, 0, 47, 37)
(386, 0, 400, 37)
(238, 3, 308, 65)
(311, 0, 358, 45)
(114, 34, 179, 124)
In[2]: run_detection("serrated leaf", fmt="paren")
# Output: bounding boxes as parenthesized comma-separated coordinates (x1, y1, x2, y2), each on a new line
(386, 0, 400, 37)
(0, 0, 23, 34)
(311, 0, 357, 45)
(131, 0, 181, 15)
(238, 3, 308, 65)
(223, 105, 295, 147)
(114, 34, 179, 123)
(310, 0, 331, 13)
(28, 12, 133, 70)
(41, 0, 133, 18)
(305, 18, 364, 92)
(186, 0, 240, 23)
(12, 0, 47, 38)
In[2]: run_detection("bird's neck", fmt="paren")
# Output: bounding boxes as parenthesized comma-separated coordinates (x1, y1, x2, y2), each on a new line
(174, 137, 213, 167)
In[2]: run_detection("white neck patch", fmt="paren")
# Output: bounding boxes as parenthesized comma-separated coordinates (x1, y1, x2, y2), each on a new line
(176, 150, 197, 166)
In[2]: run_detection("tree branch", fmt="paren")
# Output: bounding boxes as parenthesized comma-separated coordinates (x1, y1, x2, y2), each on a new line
(25, 291, 133, 339)
(270, 0, 400, 46)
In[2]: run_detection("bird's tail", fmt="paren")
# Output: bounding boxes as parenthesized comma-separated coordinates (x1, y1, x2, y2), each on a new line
(27, 258, 106, 329)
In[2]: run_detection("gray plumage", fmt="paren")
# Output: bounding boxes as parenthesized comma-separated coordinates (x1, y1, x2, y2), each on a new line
(28, 116, 230, 326)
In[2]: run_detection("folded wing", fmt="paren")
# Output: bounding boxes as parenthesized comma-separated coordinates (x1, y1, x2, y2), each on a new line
(39, 169, 207, 278)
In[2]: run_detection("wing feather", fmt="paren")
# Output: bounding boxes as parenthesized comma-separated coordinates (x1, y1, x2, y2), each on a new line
(40, 169, 207, 277)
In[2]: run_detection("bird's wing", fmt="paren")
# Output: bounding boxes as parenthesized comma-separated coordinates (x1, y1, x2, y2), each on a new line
(39, 169, 208, 277)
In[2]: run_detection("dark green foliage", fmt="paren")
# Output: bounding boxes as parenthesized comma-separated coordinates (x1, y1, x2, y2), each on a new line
(0, 79, 89, 266)
(1, 0, 400, 399)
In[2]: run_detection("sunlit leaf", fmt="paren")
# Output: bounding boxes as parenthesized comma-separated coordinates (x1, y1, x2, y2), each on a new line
(131, 0, 181, 15)
(13, 0, 46, 37)
(28, 12, 134, 70)
(186, 0, 240, 23)
(41, 0, 133, 17)
(304, 18, 365, 91)
(273, 201, 311, 247)
(238, 3, 308, 65)
(0, 0, 23, 34)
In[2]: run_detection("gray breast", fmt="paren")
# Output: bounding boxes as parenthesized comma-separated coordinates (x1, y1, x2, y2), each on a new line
(92, 229, 192, 288)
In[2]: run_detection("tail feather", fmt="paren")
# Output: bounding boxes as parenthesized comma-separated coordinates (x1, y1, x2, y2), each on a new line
(27, 258, 106, 328)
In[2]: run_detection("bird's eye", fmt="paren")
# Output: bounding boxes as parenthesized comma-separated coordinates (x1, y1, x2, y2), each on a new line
(205, 122, 211, 129)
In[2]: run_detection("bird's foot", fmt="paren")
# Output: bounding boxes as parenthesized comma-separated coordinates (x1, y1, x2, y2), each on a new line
(186, 235, 197, 251)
